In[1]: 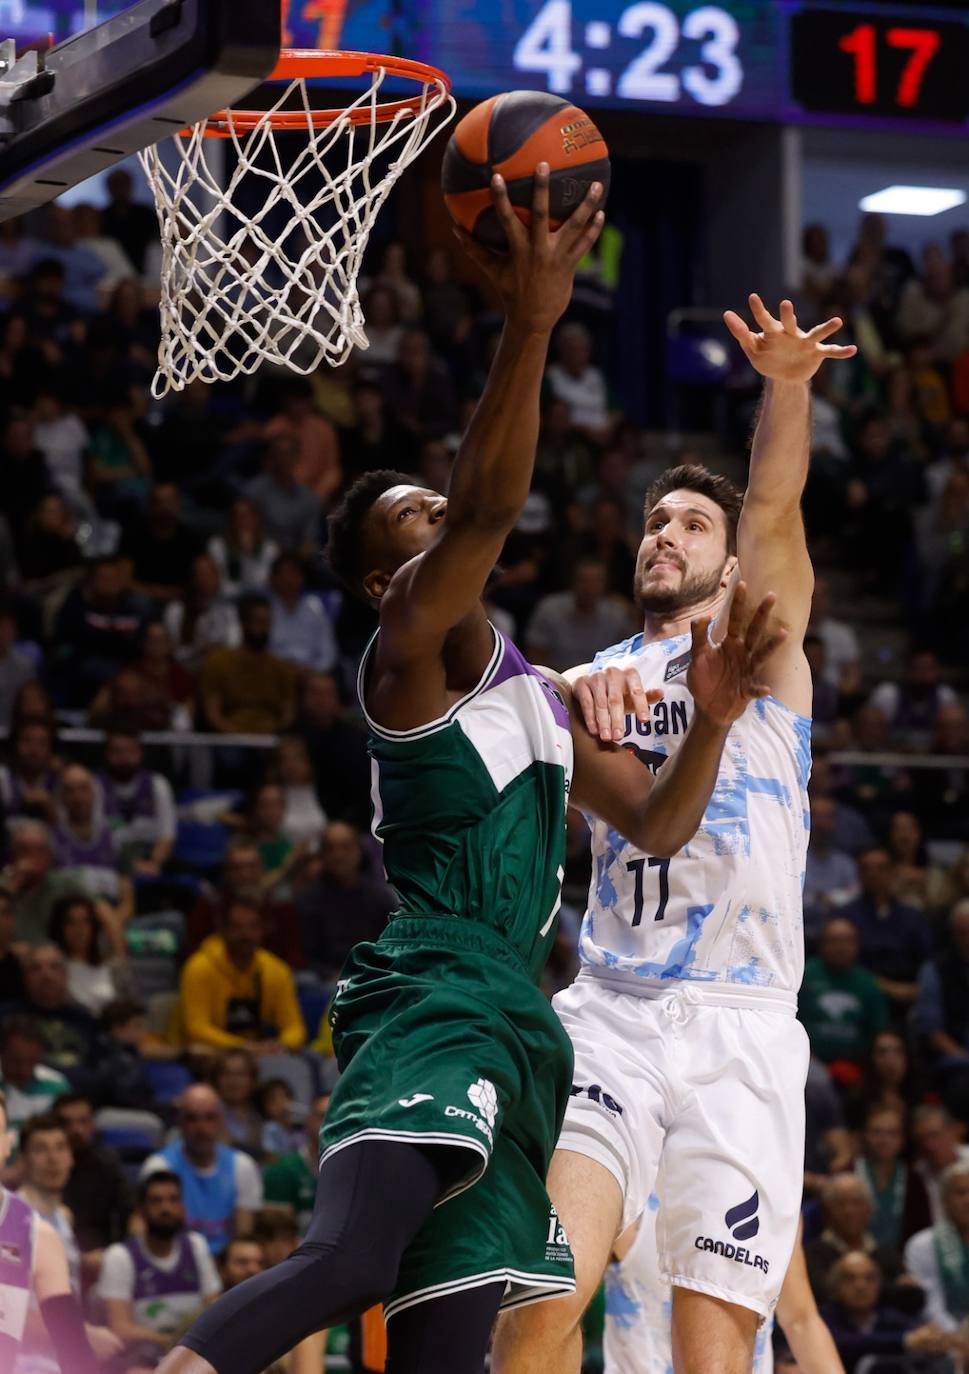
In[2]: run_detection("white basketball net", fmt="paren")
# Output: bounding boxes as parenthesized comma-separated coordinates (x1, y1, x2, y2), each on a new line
(139, 67, 455, 396)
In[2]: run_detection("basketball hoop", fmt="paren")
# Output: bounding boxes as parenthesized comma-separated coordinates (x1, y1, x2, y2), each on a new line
(139, 50, 454, 396)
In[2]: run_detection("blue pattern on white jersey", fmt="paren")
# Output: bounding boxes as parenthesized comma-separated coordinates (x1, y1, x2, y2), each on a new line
(604, 1193, 774, 1374)
(580, 631, 810, 995)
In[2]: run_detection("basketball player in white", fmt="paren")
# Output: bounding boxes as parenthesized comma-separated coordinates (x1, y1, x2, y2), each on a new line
(605, 1198, 844, 1374)
(494, 295, 856, 1374)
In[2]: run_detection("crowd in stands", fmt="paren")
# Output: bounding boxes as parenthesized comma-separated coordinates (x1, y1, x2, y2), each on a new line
(0, 173, 968, 1370)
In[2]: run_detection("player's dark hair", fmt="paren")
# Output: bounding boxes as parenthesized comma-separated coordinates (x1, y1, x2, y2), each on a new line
(644, 464, 743, 555)
(326, 468, 413, 597)
(138, 1169, 183, 1205)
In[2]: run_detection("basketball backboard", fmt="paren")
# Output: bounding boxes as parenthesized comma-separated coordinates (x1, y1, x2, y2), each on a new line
(0, 0, 282, 219)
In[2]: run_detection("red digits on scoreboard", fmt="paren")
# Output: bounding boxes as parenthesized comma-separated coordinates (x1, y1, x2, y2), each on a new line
(839, 23, 941, 110)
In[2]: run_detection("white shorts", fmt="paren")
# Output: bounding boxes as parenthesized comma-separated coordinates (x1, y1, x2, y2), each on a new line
(553, 974, 809, 1318)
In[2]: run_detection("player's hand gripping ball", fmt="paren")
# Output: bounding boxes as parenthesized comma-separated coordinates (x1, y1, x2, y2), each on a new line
(442, 91, 611, 251)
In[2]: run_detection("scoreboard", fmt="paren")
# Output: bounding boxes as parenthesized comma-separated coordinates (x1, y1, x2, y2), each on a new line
(4, 0, 969, 133)
(407, 0, 969, 133)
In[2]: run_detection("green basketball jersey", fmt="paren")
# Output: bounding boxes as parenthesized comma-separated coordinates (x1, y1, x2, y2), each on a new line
(359, 626, 573, 982)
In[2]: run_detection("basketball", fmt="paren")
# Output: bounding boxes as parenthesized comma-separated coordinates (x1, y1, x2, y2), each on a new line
(441, 91, 611, 251)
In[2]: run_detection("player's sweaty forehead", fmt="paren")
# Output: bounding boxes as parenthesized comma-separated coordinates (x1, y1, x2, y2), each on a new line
(645, 489, 724, 531)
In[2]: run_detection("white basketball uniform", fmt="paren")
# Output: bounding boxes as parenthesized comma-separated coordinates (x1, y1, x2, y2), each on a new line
(604, 1192, 775, 1374)
(553, 629, 811, 1316)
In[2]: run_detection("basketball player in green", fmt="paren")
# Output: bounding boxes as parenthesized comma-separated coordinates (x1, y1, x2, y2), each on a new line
(159, 167, 783, 1374)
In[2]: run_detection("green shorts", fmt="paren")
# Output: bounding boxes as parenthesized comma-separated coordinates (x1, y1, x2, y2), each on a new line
(320, 915, 576, 1317)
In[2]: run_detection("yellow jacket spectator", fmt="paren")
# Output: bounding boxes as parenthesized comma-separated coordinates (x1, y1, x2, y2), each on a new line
(177, 900, 306, 1053)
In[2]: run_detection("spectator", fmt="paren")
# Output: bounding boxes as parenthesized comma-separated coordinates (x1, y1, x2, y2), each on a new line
(52, 764, 133, 936)
(185, 839, 303, 968)
(915, 901, 969, 1121)
(339, 375, 416, 485)
(70, 203, 138, 286)
(525, 558, 635, 672)
(897, 243, 969, 365)
(869, 649, 957, 742)
(266, 736, 327, 850)
(86, 386, 154, 519)
(90, 277, 159, 377)
(16, 1112, 82, 1291)
(841, 848, 934, 1014)
(854, 1106, 931, 1258)
(809, 755, 875, 858)
(121, 483, 203, 604)
(295, 672, 371, 829)
(912, 1106, 969, 1226)
(386, 327, 458, 438)
(422, 245, 476, 353)
(127, 620, 196, 729)
(176, 898, 306, 1055)
(213, 1047, 263, 1159)
(545, 321, 610, 440)
(55, 1092, 132, 1264)
(10, 680, 57, 733)
(141, 1084, 264, 1255)
(821, 1250, 953, 1372)
(20, 257, 83, 357)
(262, 1092, 329, 1234)
(53, 556, 150, 707)
(804, 1174, 901, 1300)
(98, 1169, 222, 1366)
(804, 634, 841, 729)
(200, 593, 300, 736)
(256, 1077, 300, 1160)
(0, 1017, 68, 1144)
(48, 894, 129, 1016)
(886, 809, 948, 915)
(296, 822, 395, 982)
(803, 796, 860, 944)
(372, 240, 422, 322)
(0, 885, 25, 1002)
(4, 821, 82, 947)
(217, 1233, 265, 1288)
(268, 552, 338, 673)
(263, 378, 342, 503)
(163, 553, 241, 674)
(799, 918, 889, 1070)
(358, 284, 403, 366)
(0, 719, 59, 825)
(237, 783, 310, 897)
(207, 497, 279, 599)
(20, 492, 82, 590)
(88, 664, 180, 734)
(910, 703, 969, 843)
(99, 727, 177, 877)
(93, 998, 163, 1115)
(16, 942, 100, 1079)
(905, 1161, 969, 1333)
(101, 168, 157, 274)
(33, 204, 107, 314)
(32, 386, 90, 512)
(845, 1028, 928, 1133)
(0, 415, 52, 539)
(801, 223, 838, 307)
(0, 605, 36, 732)
(245, 435, 321, 556)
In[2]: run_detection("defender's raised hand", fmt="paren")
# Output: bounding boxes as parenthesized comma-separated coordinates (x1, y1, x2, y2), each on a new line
(724, 294, 857, 383)
(687, 581, 786, 727)
(454, 163, 605, 333)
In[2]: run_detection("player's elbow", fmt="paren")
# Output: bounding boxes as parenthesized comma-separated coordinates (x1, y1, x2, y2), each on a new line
(631, 822, 684, 859)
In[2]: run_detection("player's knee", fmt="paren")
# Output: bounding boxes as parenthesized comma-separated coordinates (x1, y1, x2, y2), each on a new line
(294, 1238, 396, 1310)
(493, 1288, 585, 1359)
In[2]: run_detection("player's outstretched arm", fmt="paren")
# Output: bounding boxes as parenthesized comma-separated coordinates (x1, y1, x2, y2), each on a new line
(379, 167, 604, 661)
(567, 585, 785, 856)
(724, 294, 855, 714)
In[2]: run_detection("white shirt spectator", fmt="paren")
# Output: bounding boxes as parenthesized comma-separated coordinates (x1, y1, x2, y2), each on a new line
(0, 1064, 69, 1145)
(915, 1147, 969, 1225)
(140, 1151, 264, 1211)
(206, 535, 279, 597)
(545, 361, 609, 437)
(869, 680, 957, 724)
(813, 616, 861, 690)
(66, 959, 124, 1017)
(903, 1228, 961, 1331)
(269, 594, 338, 673)
(164, 600, 241, 674)
(282, 784, 327, 849)
(97, 1231, 221, 1338)
(33, 412, 90, 499)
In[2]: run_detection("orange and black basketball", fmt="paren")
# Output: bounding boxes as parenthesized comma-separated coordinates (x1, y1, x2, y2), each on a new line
(441, 91, 611, 252)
